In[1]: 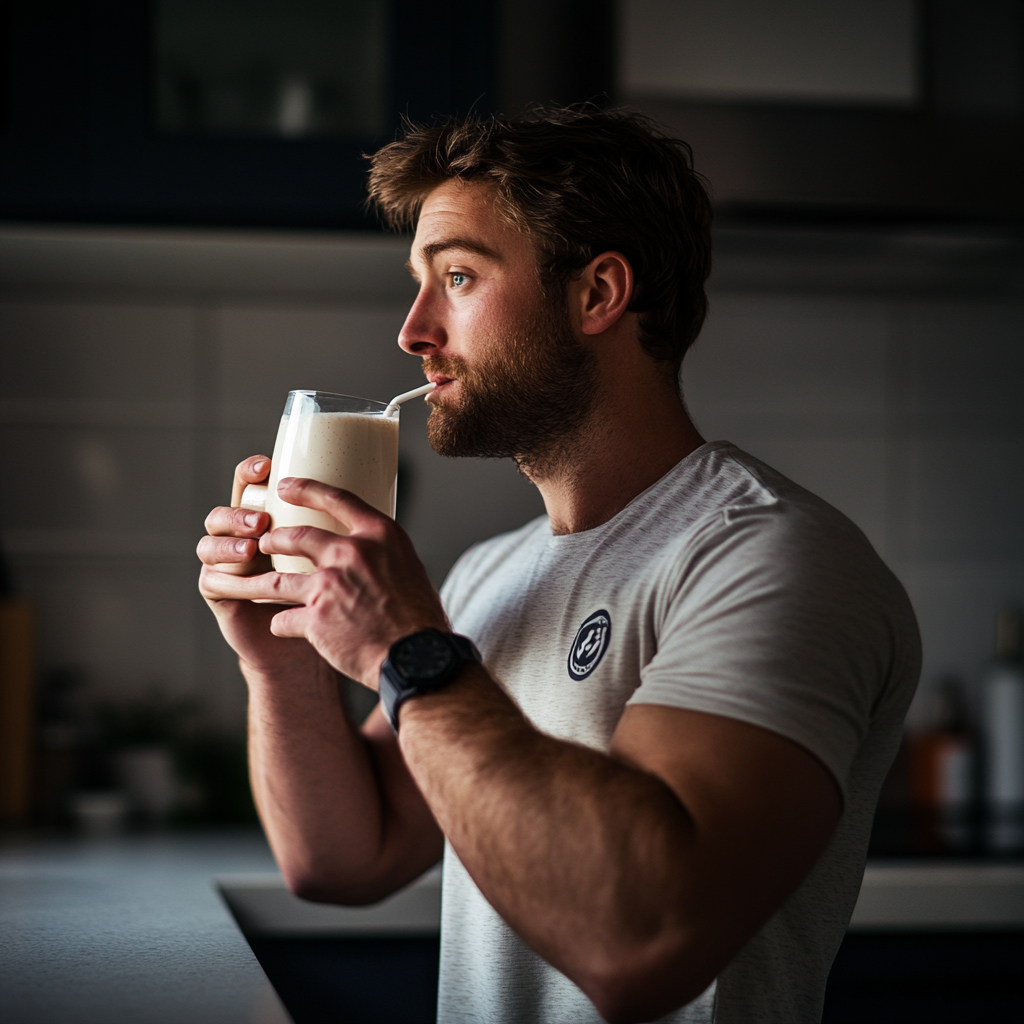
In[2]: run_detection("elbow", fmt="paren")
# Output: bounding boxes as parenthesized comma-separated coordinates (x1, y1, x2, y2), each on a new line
(576, 936, 716, 1024)
(587, 978, 711, 1024)
(280, 867, 337, 904)
(282, 871, 336, 904)
(281, 865, 390, 906)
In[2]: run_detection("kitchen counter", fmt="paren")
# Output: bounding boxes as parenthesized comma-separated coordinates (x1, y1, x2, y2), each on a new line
(4, 829, 1023, 1024)
(0, 829, 291, 1024)
(219, 858, 1024, 939)
(850, 860, 1024, 931)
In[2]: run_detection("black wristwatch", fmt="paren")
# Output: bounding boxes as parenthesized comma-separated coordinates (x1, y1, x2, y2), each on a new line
(379, 629, 482, 732)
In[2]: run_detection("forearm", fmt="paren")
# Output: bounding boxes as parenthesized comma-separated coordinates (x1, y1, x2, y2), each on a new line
(199, 474, 450, 902)
(244, 655, 402, 902)
(397, 667, 717, 1016)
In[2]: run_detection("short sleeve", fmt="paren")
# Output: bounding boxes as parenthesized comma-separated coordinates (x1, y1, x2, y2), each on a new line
(628, 501, 909, 797)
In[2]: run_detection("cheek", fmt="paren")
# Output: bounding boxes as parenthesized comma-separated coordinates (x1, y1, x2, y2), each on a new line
(455, 282, 539, 352)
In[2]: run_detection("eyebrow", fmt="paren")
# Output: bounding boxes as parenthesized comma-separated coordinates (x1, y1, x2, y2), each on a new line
(407, 236, 502, 275)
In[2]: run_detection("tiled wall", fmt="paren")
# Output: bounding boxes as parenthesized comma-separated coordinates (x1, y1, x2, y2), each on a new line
(686, 291, 1024, 724)
(1, 226, 1021, 731)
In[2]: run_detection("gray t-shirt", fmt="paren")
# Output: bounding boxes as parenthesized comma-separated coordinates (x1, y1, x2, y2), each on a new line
(436, 441, 920, 1024)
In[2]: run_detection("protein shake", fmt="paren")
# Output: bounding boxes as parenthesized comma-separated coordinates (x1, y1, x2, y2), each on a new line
(239, 391, 399, 574)
(265, 408, 399, 573)
(240, 386, 434, 575)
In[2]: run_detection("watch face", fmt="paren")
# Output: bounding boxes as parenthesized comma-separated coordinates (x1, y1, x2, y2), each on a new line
(393, 632, 454, 682)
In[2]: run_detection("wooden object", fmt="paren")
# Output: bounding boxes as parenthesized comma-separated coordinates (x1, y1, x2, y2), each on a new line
(0, 599, 35, 823)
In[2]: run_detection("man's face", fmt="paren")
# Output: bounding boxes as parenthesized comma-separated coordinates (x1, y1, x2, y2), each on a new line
(400, 180, 597, 468)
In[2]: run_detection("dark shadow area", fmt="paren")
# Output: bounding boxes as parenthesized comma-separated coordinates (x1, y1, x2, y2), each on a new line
(247, 935, 440, 1024)
(822, 932, 1024, 1023)
(249, 930, 1024, 1023)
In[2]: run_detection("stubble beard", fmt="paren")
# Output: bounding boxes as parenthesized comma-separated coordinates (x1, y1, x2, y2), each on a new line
(424, 301, 600, 479)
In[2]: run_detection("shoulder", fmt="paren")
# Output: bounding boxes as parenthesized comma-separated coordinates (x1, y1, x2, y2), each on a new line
(440, 514, 550, 614)
(662, 443, 882, 574)
(650, 442, 921, 686)
(633, 448, 921, 791)
(670, 450, 914, 645)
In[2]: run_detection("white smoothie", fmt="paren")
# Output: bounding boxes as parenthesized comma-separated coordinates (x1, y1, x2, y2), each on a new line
(265, 410, 399, 573)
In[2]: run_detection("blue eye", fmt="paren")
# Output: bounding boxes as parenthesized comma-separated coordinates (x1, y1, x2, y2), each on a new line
(450, 272, 468, 288)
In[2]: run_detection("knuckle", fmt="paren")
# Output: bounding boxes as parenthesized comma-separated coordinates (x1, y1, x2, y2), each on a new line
(233, 507, 259, 532)
(204, 506, 227, 532)
(311, 567, 343, 600)
(289, 525, 314, 546)
(361, 517, 386, 540)
(333, 540, 362, 569)
(348, 538, 371, 562)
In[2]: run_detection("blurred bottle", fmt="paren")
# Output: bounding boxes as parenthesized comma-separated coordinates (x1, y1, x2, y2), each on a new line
(113, 746, 177, 822)
(982, 605, 1024, 852)
(909, 677, 975, 850)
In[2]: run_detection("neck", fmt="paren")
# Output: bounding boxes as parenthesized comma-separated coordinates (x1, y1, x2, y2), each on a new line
(519, 378, 705, 535)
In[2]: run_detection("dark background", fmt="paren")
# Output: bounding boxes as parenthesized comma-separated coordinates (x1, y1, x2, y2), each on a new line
(0, 0, 615, 228)
(1, 0, 1022, 228)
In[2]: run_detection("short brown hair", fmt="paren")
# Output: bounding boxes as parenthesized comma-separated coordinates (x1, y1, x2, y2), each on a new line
(366, 106, 713, 377)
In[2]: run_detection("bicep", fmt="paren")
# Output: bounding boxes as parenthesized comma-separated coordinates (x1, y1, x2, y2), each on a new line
(611, 704, 841, 940)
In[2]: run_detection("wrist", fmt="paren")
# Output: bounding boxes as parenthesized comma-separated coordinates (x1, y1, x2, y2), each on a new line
(379, 629, 482, 732)
(396, 664, 529, 769)
(238, 648, 334, 691)
(394, 662, 487, 731)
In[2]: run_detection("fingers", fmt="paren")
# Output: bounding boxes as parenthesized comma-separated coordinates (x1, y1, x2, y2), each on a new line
(197, 535, 260, 566)
(199, 564, 308, 604)
(205, 505, 269, 538)
(268, 605, 307, 638)
(259, 524, 346, 563)
(231, 455, 271, 507)
(201, 505, 272, 576)
(275, 478, 387, 535)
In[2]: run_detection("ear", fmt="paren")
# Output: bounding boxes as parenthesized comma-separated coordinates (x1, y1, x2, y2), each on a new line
(573, 252, 634, 337)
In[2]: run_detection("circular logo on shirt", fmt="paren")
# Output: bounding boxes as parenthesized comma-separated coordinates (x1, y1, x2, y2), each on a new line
(568, 610, 611, 681)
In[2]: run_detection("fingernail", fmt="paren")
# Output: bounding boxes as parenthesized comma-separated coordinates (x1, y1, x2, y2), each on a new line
(244, 512, 260, 528)
(252, 460, 267, 474)
(235, 539, 250, 554)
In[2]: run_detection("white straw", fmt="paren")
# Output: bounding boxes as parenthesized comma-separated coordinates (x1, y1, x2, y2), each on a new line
(383, 382, 436, 417)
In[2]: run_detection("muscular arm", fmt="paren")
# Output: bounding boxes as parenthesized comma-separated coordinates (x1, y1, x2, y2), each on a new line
(397, 672, 841, 1023)
(199, 458, 443, 902)
(208, 477, 841, 1023)
(243, 656, 443, 903)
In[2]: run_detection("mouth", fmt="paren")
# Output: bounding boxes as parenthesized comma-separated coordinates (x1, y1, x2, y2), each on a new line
(427, 374, 457, 395)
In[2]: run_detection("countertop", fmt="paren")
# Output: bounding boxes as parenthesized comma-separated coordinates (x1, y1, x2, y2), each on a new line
(4, 828, 1024, 1024)
(0, 829, 291, 1024)
(850, 859, 1024, 931)
(218, 859, 1024, 939)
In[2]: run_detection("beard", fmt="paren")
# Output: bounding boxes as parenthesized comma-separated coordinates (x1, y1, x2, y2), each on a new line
(424, 301, 599, 476)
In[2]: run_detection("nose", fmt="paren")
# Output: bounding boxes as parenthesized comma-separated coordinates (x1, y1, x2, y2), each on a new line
(398, 285, 446, 357)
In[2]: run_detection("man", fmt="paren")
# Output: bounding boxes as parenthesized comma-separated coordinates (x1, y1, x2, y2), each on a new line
(198, 108, 919, 1023)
